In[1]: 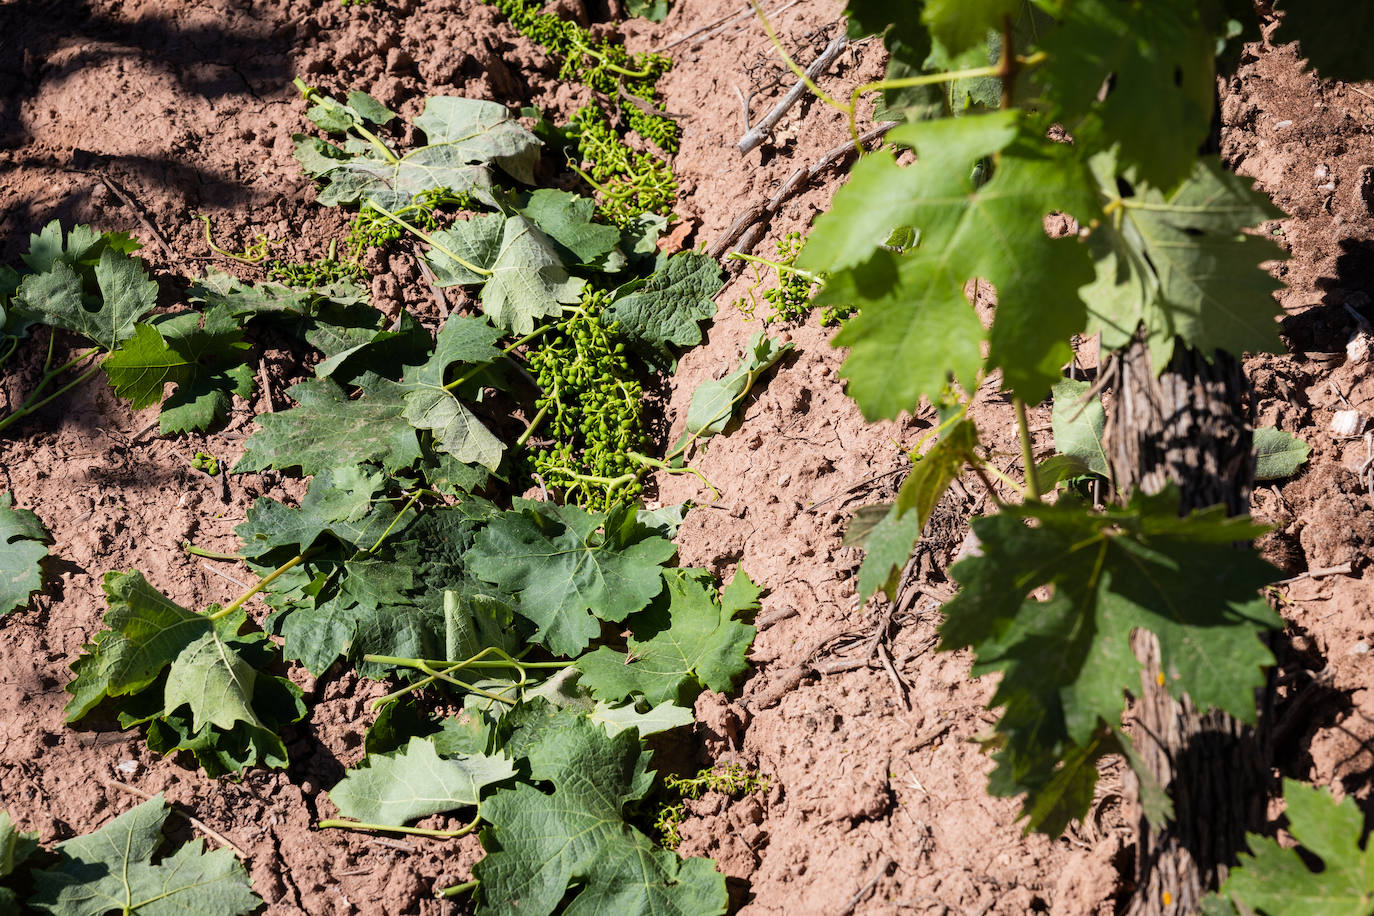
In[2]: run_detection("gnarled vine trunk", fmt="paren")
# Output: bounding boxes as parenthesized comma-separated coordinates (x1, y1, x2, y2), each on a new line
(1102, 329, 1271, 916)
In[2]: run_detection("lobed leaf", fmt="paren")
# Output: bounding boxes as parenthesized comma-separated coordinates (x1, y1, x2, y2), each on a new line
(0, 492, 50, 617)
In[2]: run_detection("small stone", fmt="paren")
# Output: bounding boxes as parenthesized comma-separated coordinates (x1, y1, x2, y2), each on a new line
(1274, 119, 1294, 130)
(776, 472, 791, 487)
(1315, 164, 1330, 181)
(1331, 409, 1365, 438)
(1352, 642, 1369, 655)
(1347, 331, 1372, 365)
(115, 759, 140, 777)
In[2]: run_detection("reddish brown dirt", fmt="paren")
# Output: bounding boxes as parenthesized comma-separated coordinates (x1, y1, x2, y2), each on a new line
(0, 2, 1371, 915)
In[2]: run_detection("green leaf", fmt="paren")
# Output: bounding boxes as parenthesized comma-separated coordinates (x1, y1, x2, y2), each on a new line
(603, 251, 722, 364)
(399, 316, 506, 470)
(299, 95, 539, 210)
(576, 568, 759, 706)
(15, 250, 157, 351)
(803, 111, 1098, 414)
(1035, 0, 1217, 189)
(1254, 426, 1310, 481)
(328, 736, 514, 827)
(922, 0, 1019, 54)
(235, 465, 395, 559)
(64, 572, 304, 776)
(855, 504, 923, 605)
(1033, 455, 1094, 495)
(519, 189, 622, 264)
(103, 306, 254, 434)
(0, 492, 49, 616)
(0, 810, 39, 879)
(1084, 155, 1285, 364)
(475, 714, 728, 916)
(29, 796, 260, 916)
(468, 502, 676, 657)
(233, 373, 421, 475)
(589, 699, 695, 737)
(427, 214, 585, 334)
(856, 418, 976, 603)
(676, 332, 792, 447)
(1272, 0, 1374, 82)
(940, 489, 1280, 833)
(1220, 779, 1374, 915)
(1050, 378, 1109, 477)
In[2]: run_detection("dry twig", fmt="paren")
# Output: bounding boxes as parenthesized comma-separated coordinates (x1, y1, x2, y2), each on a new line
(737, 33, 849, 154)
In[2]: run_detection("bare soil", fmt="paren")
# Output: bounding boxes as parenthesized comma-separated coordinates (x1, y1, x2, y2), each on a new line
(0, 2, 1371, 914)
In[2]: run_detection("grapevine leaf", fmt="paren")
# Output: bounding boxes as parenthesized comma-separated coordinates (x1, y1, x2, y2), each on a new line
(519, 189, 622, 264)
(603, 251, 722, 365)
(1272, 0, 1374, 82)
(855, 504, 923, 605)
(675, 332, 792, 448)
(1254, 426, 1310, 481)
(1050, 378, 1109, 477)
(21, 221, 134, 275)
(468, 502, 676, 657)
(427, 215, 584, 334)
(15, 251, 157, 351)
(29, 796, 260, 916)
(857, 418, 976, 602)
(400, 316, 505, 470)
(0, 492, 50, 616)
(845, 0, 944, 121)
(328, 736, 514, 827)
(236, 465, 394, 559)
(576, 568, 760, 706)
(412, 97, 541, 185)
(1035, 0, 1216, 189)
(818, 252, 985, 420)
(305, 88, 396, 132)
(1084, 155, 1285, 364)
(161, 628, 262, 734)
(1220, 779, 1374, 915)
(475, 715, 728, 916)
(65, 572, 210, 722)
(1033, 455, 1093, 495)
(65, 573, 304, 776)
(1, 810, 39, 880)
(922, 0, 1019, 54)
(103, 306, 255, 434)
(590, 699, 695, 737)
(940, 489, 1280, 833)
(297, 96, 538, 209)
(803, 111, 1098, 413)
(233, 373, 421, 475)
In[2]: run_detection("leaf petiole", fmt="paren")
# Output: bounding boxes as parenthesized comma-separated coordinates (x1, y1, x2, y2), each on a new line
(318, 807, 481, 839)
(435, 879, 478, 899)
(364, 200, 492, 277)
(207, 552, 309, 621)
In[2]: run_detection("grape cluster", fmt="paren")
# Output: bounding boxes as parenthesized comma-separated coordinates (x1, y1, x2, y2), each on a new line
(268, 256, 364, 288)
(572, 106, 676, 226)
(345, 187, 459, 259)
(762, 232, 816, 323)
(486, 0, 680, 219)
(525, 288, 650, 509)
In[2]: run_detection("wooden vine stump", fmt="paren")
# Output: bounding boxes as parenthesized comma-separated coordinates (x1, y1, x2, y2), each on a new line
(1102, 329, 1271, 916)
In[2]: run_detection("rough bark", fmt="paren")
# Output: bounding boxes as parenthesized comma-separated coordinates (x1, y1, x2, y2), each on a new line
(1102, 330, 1270, 916)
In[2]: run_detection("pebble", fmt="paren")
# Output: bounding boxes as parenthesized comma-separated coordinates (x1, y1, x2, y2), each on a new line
(115, 759, 140, 777)
(1274, 119, 1294, 130)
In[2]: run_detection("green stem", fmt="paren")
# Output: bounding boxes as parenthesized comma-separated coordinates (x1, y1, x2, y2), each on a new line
(0, 357, 105, 436)
(515, 402, 550, 449)
(1014, 398, 1040, 503)
(627, 451, 719, 500)
(319, 809, 480, 839)
(184, 543, 241, 561)
(567, 37, 655, 78)
(364, 493, 421, 554)
(365, 201, 491, 277)
(207, 553, 307, 621)
(726, 252, 821, 281)
(436, 879, 478, 899)
(197, 214, 271, 264)
(293, 78, 400, 164)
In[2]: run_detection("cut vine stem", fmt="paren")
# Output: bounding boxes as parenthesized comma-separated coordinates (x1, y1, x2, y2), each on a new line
(319, 808, 482, 839)
(364, 200, 492, 277)
(206, 552, 308, 622)
(435, 879, 479, 899)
